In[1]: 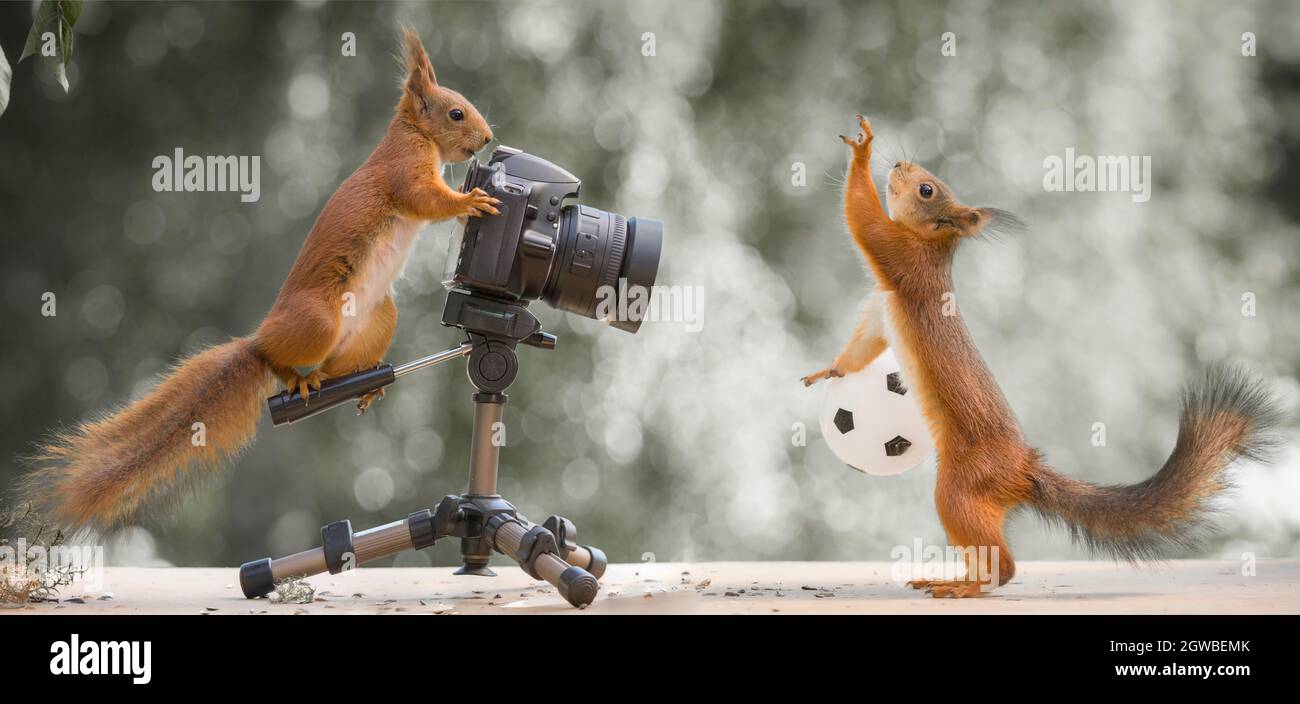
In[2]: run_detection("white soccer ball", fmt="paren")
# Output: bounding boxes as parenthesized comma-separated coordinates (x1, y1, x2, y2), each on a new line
(818, 348, 935, 476)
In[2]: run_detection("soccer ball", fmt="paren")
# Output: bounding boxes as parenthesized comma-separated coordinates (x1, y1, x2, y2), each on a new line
(818, 348, 934, 476)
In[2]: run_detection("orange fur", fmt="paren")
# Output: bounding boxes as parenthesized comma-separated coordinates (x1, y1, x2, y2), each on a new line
(25, 339, 270, 529)
(808, 115, 1278, 597)
(22, 28, 499, 532)
(258, 26, 497, 396)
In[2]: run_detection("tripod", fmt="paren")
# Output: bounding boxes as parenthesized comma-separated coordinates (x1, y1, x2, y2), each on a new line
(238, 289, 607, 608)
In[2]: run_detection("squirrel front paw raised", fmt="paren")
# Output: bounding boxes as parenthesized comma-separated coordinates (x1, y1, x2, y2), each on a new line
(839, 113, 874, 158)
(459, 187, 501, 219)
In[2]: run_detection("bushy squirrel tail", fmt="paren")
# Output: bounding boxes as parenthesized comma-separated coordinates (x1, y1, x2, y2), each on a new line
(21, 337, 272, 533)
(1027, 364, 1282, 560)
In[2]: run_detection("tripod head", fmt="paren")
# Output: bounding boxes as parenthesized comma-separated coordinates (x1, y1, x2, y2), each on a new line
(266, 288, 555, 425)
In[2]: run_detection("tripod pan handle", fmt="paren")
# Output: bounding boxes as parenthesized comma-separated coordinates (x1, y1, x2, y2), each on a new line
(267, 365, 396, 426)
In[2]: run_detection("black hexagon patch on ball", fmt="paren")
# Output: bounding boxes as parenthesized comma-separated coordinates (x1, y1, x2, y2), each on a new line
(833, 408, 854, 434)
(884, 435, 912, 457)
(886, 372, 907, 395)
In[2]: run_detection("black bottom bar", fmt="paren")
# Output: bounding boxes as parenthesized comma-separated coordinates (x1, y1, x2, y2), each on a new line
(4, 614, 1294, 689)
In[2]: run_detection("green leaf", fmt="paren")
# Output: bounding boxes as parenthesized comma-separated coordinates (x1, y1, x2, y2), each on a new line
(18, 1, 77, 93)
(59, 0, 82, 27)
(49, 59, 68, 93)
(44, 18, 71, 92)
(59, 17, 74, 66)
(0, 44, 11, 118)
(19, 1, 59, 63)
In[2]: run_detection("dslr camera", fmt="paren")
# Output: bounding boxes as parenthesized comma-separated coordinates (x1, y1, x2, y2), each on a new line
(444, 146, 663, 333)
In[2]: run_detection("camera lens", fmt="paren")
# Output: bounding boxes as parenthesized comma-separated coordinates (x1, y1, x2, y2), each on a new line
(544, 205, 662, 333)
(448, 148, 664, 334)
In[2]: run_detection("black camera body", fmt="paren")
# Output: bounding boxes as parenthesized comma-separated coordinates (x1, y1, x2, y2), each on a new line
(445, 146, 662, 333)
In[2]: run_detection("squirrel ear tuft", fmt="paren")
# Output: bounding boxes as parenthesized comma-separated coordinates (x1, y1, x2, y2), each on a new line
(400, 26, 438, 111)
(402, 25, 438, 87)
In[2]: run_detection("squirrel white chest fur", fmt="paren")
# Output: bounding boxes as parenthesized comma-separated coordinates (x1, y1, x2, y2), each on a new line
(333, 214, 425, 351)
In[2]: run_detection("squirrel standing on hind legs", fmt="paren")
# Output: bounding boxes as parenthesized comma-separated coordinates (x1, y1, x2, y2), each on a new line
(21, 27, 501, 532)
(804, 115, 1280, 598)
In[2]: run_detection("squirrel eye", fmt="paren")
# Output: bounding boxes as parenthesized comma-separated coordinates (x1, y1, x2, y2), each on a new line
(919, 183, 934, 199)
(449, 108, 465, 121)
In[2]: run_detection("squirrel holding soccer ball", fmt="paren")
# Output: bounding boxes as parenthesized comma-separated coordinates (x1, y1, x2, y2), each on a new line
(21, 28, 500, 531)
(804, 114, 1279, 597)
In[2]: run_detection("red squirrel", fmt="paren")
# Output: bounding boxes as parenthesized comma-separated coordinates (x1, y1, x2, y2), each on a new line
(21, 28, 501, 531)
(804, 115, 1280, 597)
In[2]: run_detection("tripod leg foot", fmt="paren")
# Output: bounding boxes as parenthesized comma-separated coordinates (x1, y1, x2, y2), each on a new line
(454, 563, 497, 577)
(556, 565, 599, 608)
(239, 558, 275, 598)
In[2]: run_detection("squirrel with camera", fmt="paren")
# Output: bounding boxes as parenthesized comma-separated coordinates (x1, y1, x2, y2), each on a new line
(22, 28, 499, 532)
(804, 114, 1279, 597)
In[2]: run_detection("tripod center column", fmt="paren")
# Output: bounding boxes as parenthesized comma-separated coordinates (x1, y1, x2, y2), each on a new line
(468, 392, 506, 496)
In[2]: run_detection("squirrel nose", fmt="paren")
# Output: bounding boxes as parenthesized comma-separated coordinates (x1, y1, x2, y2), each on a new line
(482, 134, 493, 148)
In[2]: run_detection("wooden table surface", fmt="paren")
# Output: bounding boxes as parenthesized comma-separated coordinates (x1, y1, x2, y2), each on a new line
(6, 560, 1297, 615)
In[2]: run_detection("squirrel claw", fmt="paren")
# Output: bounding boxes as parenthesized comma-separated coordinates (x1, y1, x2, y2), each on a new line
(908, 579, 984, 598)
(284, 370, 326, 406)
(841, 115, 874, 153)
(357, 387, 385, 415)
(802, 366, 843, 386)
(856, 113, 873, 137)
(463, 188, 501, 218)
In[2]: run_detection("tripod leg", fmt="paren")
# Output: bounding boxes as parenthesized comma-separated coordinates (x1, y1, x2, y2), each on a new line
(487, 516, 599, 607)
(561, 544, 607, 579)
(541, 515, 607, 579)
(239, 511, 437, 598)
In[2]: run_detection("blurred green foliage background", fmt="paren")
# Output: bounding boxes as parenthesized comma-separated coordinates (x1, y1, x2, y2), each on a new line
(1, 0, 1297, 569)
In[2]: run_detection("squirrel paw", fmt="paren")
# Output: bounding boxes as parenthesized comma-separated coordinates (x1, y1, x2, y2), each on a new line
(907, 579, 985, 598)
(839, 114, 874, 155)
(357, 387, 385, 415)
(283, 370, 327, 405)
(461, 187, 501, 218)
(801, 366, 844, 387)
